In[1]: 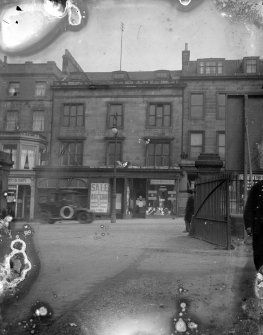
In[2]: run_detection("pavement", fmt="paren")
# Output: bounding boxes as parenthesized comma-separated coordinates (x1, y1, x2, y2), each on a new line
(1, 217, 262, 335)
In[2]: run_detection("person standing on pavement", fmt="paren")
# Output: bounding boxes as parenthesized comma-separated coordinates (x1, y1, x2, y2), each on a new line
(184, 190, 194, 233)
(243, 180, 263, 271)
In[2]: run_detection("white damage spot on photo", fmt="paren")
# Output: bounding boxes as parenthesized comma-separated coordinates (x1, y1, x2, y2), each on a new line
(0, 237, 32, 296)
(0, 0, 82, 53)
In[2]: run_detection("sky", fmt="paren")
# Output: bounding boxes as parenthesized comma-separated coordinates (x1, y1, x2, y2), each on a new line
(1, 0, 263, 72)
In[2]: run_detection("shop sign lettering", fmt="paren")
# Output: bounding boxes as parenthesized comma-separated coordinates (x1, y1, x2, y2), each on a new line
(150, 179, 175, 185)
(90, 183, 109, 213)
(8, 178, 31, 184)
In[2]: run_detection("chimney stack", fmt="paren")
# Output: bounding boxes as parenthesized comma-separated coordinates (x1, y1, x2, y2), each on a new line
(4, 56, 7, 64)
(182, 43, 190, 73)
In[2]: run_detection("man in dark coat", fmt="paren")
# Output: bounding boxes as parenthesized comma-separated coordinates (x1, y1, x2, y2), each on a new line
(184, 191, 194, 233)
(244, 180, 263, 271)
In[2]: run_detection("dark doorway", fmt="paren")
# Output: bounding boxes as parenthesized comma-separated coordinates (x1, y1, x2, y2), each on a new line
(17, 185, 31, 220)
(132, 179, 146, 218)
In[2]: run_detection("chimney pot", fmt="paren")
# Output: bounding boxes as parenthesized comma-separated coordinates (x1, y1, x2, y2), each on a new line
(185, 43, 188, 51)
(4, 56, 7, 63)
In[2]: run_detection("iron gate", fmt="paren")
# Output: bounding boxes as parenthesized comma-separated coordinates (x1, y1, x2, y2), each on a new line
(190, 173, 232, 249)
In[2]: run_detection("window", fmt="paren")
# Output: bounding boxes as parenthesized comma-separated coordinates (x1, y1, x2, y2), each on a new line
(217, 132, 225, 160)
(112, 71, 129, 80)
(217, 94, 226, 120)
(6, 111, 19, 130)
(245, 59, 257, 73)
(155, 71, 170, 79)
(108, 104, 123, 128)
(113, 73, 125, 80)
(147, 104, 171, 127)
(62, 104, 84, 127)
(189, 132, 203, 159)
(60, 142, 83, 166)
(33, 111, 45, 131)
(8, 82, 20, 96)
(107, 141, 122, 165)
(199, 60, 223, 75)
(21, 147, 35, 169)
(35, 82, 46, 96)
(190, 94, 203, 119)
(147, 142, 170, 167)
(2, 144, 17, 168)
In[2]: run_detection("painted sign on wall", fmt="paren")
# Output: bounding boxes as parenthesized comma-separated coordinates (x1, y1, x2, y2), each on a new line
(90, 183, 109, 213)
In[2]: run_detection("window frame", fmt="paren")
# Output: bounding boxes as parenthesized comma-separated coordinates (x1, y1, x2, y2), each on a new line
(217, 131, 225, 160)
(2, 144, 18, 168)
(244, 58, 258, 74)
(107, 103, 124, 129)
(32, 110, 45, 131)
(106, 140, 123, 166)
(146, 141, 171, 167)
(189, 93, 204, 120)
(8, 82, 20, 97)
(188, 131, 205, 160)
(198, 59, 224, 75)
(5, 110, 19, 130)
(216, 93, 226, 120)
(62, 103, 85, 128)
(35, 81, 47, 97)
(146, 103, 172, 128)
(59, 141, 84, 166)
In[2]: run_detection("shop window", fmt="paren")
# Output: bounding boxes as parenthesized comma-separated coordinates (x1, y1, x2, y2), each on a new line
(59, 141, 83, 166)
(217, 94, 226, 120)
(217, 132, 225, 160)
(62, 104, 84, 127)
(106, 141, 122, 165)
(8, 82, 20, 96)
(33, 111, 45, 131)
(147, 104, 171, 127)
(146, 180, 176, 217)
(21, 147, 36, 169)
(190, 94, 203, 119)
(35, 82, 46, 97)
(107, 104, 123, 129)
(189, 132, 204, 159)
(2, 144, 17, 168)
(6, 111, 19, 130)
(147, 142, 170, 167)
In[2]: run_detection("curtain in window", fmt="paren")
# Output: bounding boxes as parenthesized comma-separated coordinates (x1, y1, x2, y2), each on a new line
(33, 111, 45, 131)
(6, 111, 19, 130)
(35, 82, 46, 96)
(21, 148, 35, 169)
(3, 145, 17, 168)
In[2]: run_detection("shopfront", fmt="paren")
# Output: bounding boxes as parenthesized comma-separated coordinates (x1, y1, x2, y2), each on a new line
(8, 175, 35, 220)
(35, 166, 182, 220)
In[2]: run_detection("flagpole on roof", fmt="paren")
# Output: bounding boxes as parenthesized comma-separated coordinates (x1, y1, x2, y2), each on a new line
(120, 22, 125, 71)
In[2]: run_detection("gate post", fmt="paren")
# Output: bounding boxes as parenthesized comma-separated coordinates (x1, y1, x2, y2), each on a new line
(195, 153, 223, 179)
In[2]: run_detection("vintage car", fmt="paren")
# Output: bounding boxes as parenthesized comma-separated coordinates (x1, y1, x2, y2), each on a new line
(37, 190, 95, 224)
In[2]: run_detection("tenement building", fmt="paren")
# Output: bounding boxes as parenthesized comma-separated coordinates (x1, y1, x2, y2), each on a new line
(1, 46, 263, 220)
(180, 44, 263, 187)
(35, 50, 185, 219)
(0, 57, 62, 220)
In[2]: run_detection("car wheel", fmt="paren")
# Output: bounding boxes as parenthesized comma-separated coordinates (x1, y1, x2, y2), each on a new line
(60, 205, 74, 219)
(77, 211, 93, 224)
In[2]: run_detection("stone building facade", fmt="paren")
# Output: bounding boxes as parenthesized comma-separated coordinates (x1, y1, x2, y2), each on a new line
(1, 47, 263, 220)
(35, 50, 185, 218)
(180, 44, 263, 189)
(0, 57, 62, 220)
